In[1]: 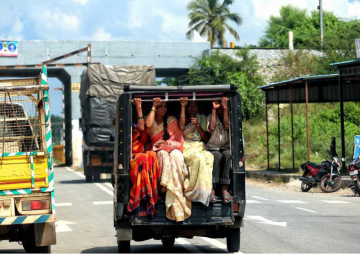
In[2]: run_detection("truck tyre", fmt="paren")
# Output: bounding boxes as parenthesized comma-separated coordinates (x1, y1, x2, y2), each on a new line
(161, 237, 175, 247)
(23, 242, 51, 253)
(86, 175, 93, 183)
(118, 240, 130, 253)
(226, 228, 240, 253)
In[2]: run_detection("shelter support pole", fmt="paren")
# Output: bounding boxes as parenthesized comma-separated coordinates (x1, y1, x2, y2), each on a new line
(278, 90, 281, 170)
(305, 82, 310, 161)
(339, 76, 346, 171)
(265, 94, 270, 170)
(290, 86, 295, 171)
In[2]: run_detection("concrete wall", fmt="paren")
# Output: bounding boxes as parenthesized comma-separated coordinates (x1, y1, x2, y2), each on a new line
(0, 40, 210, 165)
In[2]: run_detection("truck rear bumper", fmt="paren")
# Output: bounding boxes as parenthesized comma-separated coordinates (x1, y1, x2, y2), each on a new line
(85, 165, 113, 175)
(0, 214, 55, 226)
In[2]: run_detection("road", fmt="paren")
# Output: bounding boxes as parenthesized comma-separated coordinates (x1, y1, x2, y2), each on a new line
(1, 166, 360, 253)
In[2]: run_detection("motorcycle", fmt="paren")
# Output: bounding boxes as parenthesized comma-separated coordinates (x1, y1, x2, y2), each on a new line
(348, 157, 360, 196)
(299, 138, 342, 193)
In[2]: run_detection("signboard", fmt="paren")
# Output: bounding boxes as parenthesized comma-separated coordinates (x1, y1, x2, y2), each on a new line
(353, 135, 360, 159)
(356, 38, 360, 59)
(0, 41, 18, 57)
(71, 83, 80, 92)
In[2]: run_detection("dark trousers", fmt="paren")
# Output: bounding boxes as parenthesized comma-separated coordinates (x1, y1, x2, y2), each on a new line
(210, 149, 231, 185)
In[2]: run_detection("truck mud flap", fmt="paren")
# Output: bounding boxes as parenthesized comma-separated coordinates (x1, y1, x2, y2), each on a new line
(131, 200, 234, 226)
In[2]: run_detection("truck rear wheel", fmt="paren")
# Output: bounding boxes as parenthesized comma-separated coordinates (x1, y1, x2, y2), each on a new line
(23, 241, 51, 253)
(86, 175, 93, 183)
(118, 240, 130, 253)
(94, 175, 101, 182)
(161, 237, 175, 247)
(226, 228, 240, 253)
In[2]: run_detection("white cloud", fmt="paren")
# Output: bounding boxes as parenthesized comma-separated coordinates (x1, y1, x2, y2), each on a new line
(74, 0, 88, 5)
(42, 9, 79, 31)
(92, 28, 113, 40)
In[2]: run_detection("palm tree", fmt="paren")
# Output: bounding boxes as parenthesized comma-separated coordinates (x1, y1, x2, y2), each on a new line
(186, 0, 242, 48)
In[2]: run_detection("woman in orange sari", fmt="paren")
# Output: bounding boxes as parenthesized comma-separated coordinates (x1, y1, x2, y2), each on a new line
(127, 98, 160, 217)
(145, 98, 191, 222)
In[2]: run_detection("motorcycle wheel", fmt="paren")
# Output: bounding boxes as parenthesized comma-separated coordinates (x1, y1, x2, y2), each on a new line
(320, 175, 342, 193)
(300, 182, 312, 192)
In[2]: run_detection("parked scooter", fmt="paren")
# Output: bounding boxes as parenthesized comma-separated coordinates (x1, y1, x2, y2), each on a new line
(348, 157, 360, 196)
(299, 138, 342, 193)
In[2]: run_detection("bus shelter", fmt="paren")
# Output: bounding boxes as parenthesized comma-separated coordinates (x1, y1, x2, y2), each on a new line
(258, 58, 360, 171)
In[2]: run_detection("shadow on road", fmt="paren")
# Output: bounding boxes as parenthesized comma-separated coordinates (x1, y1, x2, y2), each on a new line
(82, 245, 186, 253)
(58, 179, 112, 185)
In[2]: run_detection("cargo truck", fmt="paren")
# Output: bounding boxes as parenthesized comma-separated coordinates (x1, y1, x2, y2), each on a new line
(113, 85, 246, 253)
(0, 66, 56, 253)
(80, 64, 156, 182)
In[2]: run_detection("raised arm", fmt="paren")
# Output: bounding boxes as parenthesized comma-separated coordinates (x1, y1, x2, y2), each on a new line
(191, 117, 209, 142)
(209, 101, 221, 132)
(145, 97, 161, 133)
(221, 97, 229, 131)
(134, 98, 144, 131)
(179, 97, 188, 130)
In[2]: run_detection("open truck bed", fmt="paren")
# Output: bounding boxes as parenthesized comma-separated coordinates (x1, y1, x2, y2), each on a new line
(0, 67, 56, 253)
(113, 85, 246, 253)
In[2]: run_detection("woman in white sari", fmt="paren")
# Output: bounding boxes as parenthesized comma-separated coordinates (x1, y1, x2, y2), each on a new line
(179, 98, 214, 206)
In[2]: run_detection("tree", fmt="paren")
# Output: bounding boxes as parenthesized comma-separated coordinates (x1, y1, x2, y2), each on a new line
(188, 49, 264, 120)
(186, 0, 242, 48)
(259, 5, 360, 51)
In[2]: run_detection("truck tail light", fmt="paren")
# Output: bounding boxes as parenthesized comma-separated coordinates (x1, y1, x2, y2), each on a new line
(22, 200, 50, 211)
(233, 203, 239, 212)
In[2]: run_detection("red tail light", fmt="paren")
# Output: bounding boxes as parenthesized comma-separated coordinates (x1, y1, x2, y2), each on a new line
(22, 200, 50, 211)
(233, 203, 239, 212)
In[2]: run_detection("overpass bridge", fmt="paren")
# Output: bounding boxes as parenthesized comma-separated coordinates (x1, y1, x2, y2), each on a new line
(0, 40, 210, 165)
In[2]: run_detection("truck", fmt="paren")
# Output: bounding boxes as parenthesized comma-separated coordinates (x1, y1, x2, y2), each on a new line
(0, 66, 56, 253)
(113, 85, 246, 253)
(80, 64, 156, 182)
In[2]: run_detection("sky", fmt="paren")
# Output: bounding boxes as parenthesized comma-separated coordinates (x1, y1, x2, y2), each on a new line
(1, 0, 360, 115)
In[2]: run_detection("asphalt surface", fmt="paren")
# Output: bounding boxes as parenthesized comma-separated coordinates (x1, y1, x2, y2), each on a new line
(1, 166, 360, 253)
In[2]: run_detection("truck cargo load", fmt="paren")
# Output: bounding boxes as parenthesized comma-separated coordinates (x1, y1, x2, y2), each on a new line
(80, 64, 156, 181)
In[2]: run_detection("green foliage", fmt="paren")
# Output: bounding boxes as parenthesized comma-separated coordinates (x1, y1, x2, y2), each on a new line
(156, 77, 179, 86)
(260, 4, 360, 53)
(188, 49, 264, 119)
(186, 0, 242, 48)
(51, 115, 63, 146)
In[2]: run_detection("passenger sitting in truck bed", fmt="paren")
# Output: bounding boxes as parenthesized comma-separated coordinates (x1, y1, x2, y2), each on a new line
(145, 98, 191, 222)
(127, 98, 161, 217)
(178, 97, 214, 207)
(208, 97, 232, 203)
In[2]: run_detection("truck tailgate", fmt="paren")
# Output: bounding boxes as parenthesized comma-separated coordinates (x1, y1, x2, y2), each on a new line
(0, 154, 48, 190)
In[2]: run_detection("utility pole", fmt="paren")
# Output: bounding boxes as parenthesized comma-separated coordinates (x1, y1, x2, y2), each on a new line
(318, 0, 324, 47)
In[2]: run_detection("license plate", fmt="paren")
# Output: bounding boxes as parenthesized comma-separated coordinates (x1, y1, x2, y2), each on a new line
(350, 170, 358, 175)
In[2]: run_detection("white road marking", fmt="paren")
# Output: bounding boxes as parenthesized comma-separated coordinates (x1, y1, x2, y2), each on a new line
(277, 200, 307, 204)
(199, 237, 243, 254)
(294, 207, 318, 213)
(94, 183, 113, 196)
(93, 201, 113, 205)
(55, 220, 75, 233)
(252, 196, 268, 200)
(65, 167, 85, 179)
(65, 167, 113, 197)
(176, 238, 202, 253)
(247, 200, 262, 203)
(321, 200, 351, 204)
(56, 203, 73, 207)
(245, 216, 287, 227)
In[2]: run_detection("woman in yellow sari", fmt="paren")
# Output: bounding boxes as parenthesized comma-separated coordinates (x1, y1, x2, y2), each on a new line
(179, 98, 214, 206)
(145, 98, 191, 222)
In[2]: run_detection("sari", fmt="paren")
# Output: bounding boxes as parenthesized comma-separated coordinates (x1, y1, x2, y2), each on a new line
(148, 116, 191, 222)
(183, 114, 214, 206)
(127, 125, 160, 217)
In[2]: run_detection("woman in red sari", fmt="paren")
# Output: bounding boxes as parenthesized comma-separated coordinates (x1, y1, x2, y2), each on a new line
(127, 98, 160, 217)
(145, 98, 191, 222)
